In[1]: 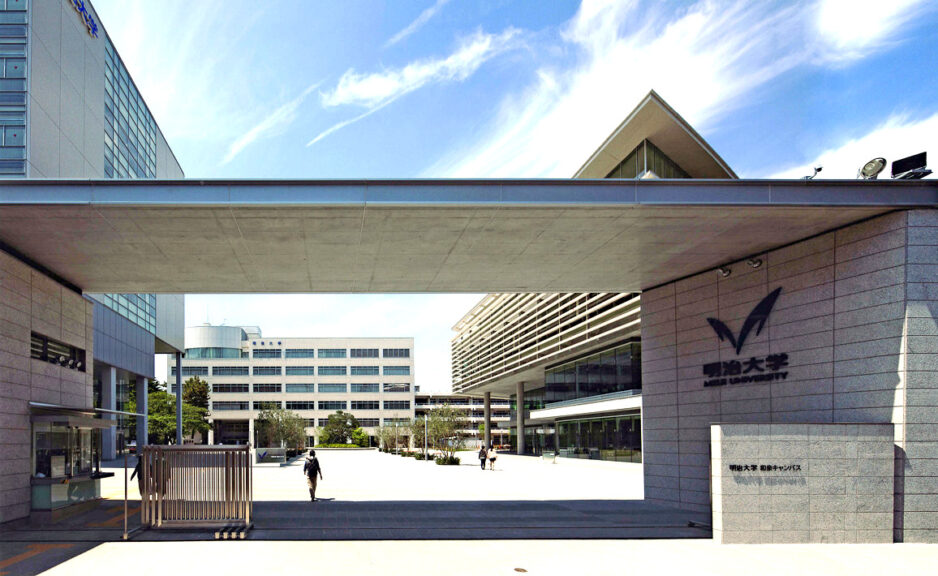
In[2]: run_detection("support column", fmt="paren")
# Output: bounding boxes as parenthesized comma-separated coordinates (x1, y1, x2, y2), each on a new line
(175, 352, 182, 445)
(516, 382, 525, 455)
(102, 366, 117, 460)
(136, 377, 148, 450)
(248, 418, 255, 447)
(483, 392, 491, 448)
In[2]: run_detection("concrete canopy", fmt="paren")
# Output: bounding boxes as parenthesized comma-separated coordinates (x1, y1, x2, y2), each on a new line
(0, 179, 935, 294)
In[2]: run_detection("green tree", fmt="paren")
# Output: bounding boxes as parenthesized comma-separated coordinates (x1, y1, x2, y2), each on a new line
(375, 425, 394, 451)
(127, 388, 211, 445)
(128, 390, 176, 444)
(351, 427, 369, 448)
(319, 411, 360, 445)
(183, 376, 210, 410)
(426, 404, 468, 460)
(255, 408, 305, 449)
(411, 417, 429, 455)
(183, 403, 210, 439)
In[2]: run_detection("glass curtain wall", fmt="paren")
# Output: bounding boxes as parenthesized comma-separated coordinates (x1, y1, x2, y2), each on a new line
(556, 413, 641, 462)
(544, 340, 641, 403)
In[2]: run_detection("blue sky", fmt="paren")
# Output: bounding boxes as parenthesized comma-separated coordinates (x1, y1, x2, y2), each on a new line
(91, 0, 938, 389)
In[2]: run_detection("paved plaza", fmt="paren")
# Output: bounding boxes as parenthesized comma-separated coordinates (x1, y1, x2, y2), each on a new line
(2, 450, 936, 575)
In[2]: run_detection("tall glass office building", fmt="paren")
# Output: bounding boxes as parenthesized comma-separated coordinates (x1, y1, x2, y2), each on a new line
(4, 0, 185, 459)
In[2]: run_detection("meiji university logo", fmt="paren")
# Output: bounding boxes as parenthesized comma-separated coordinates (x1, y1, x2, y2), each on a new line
(702, 287, 789, 388)
(706, 287, 782, 355)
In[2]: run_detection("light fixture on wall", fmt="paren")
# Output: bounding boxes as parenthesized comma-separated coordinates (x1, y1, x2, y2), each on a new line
(747, 258, 763, 269)
(802, 166, 822, 180)
(718, 266, 732, 278)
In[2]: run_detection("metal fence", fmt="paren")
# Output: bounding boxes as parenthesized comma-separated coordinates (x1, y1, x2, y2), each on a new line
(140, 445, 252, 528)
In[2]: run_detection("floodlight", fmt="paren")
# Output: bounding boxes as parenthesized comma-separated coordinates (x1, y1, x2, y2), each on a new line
(718, 266, 732, 278)
(858, 157, 886, 180)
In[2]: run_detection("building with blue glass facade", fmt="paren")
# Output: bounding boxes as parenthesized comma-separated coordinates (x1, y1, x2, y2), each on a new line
(0, 0, 184, 461)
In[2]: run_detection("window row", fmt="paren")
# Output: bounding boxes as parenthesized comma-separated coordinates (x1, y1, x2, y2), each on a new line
(174, 365, 411, 377)
(238, 348, 411, 359)
(302, 418, 385, 428)
(210, 383, 411, 394)
(211, 401, 411, 411)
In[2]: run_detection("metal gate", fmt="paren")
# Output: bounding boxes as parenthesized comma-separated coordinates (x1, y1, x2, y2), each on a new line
(140, 445, 252, 528)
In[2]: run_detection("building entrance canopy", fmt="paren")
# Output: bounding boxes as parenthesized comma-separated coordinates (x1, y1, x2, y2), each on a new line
(0, 179, 935, 294)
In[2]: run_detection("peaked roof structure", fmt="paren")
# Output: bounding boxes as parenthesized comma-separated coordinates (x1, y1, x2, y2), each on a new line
(574, 90, 737, 179)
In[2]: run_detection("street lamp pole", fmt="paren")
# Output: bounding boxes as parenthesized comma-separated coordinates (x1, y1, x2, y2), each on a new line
(424, 414, 428, 461)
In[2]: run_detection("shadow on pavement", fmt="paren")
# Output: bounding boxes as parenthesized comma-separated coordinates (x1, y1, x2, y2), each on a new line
(134, 499, 711, 541)
(0, 497, 711, 575)
(0, 499, 140, 576)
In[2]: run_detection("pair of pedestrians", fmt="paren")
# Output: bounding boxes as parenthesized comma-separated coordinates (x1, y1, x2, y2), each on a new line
(478, 444, 497, 470)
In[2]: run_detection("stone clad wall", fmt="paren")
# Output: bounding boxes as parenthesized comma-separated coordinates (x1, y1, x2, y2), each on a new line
(712, 423, 894, 544)
(641, 209, 938, 542)
(903, 210, 938, 542)
(0, 250, 93, 524)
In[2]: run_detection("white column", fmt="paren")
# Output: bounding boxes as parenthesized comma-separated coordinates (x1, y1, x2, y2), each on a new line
(248, 418, 255, 447)
(483, 392, 491, 448)
(207, 427, 214, 445)
(101, 366, 117, 460)
(516, 382, 525, 455)
(136, 377, 148, 449)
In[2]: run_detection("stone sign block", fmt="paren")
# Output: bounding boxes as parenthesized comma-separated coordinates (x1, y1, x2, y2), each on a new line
(712, 423, 893, 544)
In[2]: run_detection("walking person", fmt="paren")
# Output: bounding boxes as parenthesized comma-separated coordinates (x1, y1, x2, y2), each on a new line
(303, 449, 323, 502)
(478, 444, 487, 470)
(488, 444, 497, 471)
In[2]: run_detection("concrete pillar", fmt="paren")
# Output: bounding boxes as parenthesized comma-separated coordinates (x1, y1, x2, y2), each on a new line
(102, 366, 117, 460)
(483, 392, 491, 448)
(207, 427, 214, 445)
(248, 418, 255, 447)
(175, 352, 183, 445)
(516, 382, 525, 455)
(136, 377, 148, 449)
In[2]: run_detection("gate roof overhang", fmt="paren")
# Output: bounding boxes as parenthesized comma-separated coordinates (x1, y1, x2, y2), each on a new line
(0, 178, 935, 294)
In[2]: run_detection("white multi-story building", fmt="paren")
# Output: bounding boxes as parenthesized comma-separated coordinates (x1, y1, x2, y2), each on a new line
(167, 325, 415, 446)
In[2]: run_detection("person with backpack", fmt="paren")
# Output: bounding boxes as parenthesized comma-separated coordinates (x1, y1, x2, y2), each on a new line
(488, 444, 497, 471)
(303, 449, 323, 502)
(478, 444, 487, 470)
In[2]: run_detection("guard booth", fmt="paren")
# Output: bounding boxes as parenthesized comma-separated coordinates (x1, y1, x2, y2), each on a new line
(29, 404, 115, 519)
(139, 445, 252, 535)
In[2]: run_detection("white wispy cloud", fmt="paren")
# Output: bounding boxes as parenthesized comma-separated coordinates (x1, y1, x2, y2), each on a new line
(814, 0, 933, 63)
(385, 0, 450, 48)
(767, 112, 938, 179)
(308, 28, 519, 146)
(323, 28, 519, 109)
(306, 101, 393, 147)
(422, 0, 931, 178)
(224, 83, 321, 165)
